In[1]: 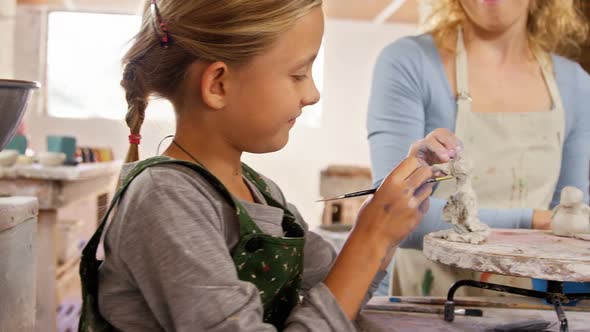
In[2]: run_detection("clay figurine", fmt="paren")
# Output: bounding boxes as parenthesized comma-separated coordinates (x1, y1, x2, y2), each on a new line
(552, 186, 590, 240)
(432, 150, 490, 244)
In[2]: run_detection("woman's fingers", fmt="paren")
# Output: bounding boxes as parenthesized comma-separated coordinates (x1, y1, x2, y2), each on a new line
(430, 128, 461, 159)
(408, 129, 463, 166)
(427, 139, 452, 163)
(432, 128, 461, 149)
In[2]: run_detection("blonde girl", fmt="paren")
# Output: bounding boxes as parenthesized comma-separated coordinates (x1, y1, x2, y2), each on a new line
(79, 0, 460, 330)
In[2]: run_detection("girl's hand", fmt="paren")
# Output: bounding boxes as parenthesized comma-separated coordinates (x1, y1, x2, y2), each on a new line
(408, 128, 462, 166)
(324, 158, 434, 320)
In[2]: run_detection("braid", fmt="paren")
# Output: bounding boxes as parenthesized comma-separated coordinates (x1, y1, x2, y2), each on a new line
(121, 60, 149, 163)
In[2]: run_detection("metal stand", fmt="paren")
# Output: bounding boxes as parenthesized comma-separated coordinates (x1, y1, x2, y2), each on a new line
(443, 280, 590, 332)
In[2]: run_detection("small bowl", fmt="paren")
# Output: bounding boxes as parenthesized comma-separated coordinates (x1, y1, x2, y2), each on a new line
(0, 149, 19, 167)
(38, 152, 66, 167)
(0, 79, 41, 150)
(16, 155, 34, 165)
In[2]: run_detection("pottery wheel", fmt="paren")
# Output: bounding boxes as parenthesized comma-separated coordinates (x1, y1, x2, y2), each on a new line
(423, 229, 590, 282)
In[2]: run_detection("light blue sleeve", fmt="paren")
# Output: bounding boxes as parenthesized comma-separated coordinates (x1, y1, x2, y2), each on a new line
(367, 39, 426, 184)
(550, 62, 590, 208)
(366, 38, 533, 251)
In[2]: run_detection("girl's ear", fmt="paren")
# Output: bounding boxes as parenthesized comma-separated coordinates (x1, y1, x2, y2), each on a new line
(200, 61, 230, 110)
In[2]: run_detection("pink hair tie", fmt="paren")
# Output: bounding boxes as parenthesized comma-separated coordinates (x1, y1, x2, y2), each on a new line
(151, 0, 170, 48)
(129, 134, 142, 145)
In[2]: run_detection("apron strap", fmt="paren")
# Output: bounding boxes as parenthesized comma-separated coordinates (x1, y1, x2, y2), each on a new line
(81, 156, 173, 261)
(241, 163, 302, 237)
(534, 50, 565, 118)
(455, 26, 472, 113)
(82, 157, 301, 262)
(534, 51, 566, 149)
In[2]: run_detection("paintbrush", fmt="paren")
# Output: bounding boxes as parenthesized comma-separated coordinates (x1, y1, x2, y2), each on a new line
(316, 175, 454, 202)
(365, 304, 483, 317)
(389, 296, 590, 312)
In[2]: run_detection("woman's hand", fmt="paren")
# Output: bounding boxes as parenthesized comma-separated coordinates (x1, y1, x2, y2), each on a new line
(408, 128, 462, 166)
(532, 209, 552, 230)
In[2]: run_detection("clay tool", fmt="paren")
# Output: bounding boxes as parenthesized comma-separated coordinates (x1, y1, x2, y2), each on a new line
(491, 320, 553, 332)
(365, 304, 483, 317)
(389, 296, 590, 312)
(390, 297, 491, 307)
(316, 175, 454, 202)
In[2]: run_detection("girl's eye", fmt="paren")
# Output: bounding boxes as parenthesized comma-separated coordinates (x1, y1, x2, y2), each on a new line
(292, 74, 307, 81)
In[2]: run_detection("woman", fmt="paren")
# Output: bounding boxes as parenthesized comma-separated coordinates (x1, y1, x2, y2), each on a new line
(367, 0, 590, 296)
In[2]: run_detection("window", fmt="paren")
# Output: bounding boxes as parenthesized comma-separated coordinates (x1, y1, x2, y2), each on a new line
(47, 11, 175, 120)
(47, 11, 323, 126)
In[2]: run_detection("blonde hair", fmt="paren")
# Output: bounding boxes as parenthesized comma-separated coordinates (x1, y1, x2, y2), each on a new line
(122, 0, 323, 162)
(424, 0, 588, 57)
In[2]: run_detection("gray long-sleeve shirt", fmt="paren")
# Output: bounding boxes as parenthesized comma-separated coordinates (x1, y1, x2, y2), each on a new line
(98, 161, 384, 331)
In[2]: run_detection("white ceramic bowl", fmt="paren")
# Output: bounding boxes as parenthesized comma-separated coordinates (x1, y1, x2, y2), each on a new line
(0, 150, 19, 167)
(38, 152, 66, 167)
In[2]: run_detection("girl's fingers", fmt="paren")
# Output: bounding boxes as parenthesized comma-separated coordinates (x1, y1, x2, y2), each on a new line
(405, 166, 434, 194)
(409, 182, 434, 209)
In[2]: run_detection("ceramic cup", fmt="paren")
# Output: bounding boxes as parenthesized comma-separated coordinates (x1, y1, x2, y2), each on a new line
(47, 136, 76, 162)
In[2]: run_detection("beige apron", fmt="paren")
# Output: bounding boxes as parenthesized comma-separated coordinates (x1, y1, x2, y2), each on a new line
(391, 28, 565, 296)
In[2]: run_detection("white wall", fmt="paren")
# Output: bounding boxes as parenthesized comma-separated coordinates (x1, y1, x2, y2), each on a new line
(16, 10, 418, 227)
(0, 0, 16, 78)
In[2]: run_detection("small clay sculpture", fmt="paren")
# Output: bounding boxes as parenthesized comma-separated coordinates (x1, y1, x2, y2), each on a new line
(432, 151, 490, 244)
(552, 186, 590, 240)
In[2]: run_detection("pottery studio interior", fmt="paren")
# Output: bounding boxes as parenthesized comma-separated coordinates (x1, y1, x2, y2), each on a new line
(1, 0, 590, 331)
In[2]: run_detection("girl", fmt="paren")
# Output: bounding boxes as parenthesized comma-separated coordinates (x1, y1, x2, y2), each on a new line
(79, 0, 460, 330)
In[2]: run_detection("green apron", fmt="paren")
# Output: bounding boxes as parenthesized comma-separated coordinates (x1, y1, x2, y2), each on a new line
(78, 156, 305, 331)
